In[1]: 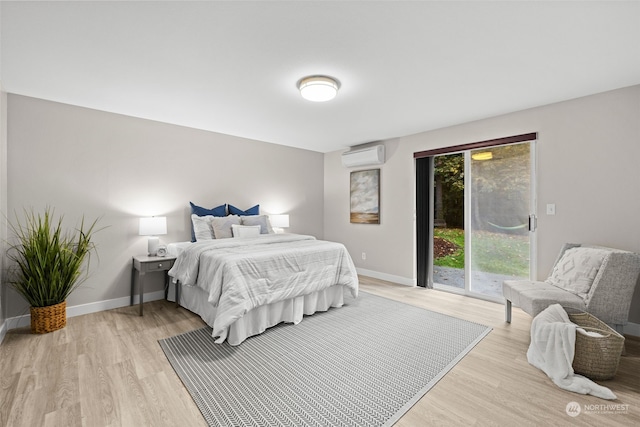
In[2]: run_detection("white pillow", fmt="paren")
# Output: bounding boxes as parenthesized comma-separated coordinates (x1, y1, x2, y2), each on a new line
(546, 247, 608, 299)
(211, 215, 241, 239)
(240, 215, 274, 234)
(231, 224, 262, 238)
(191, 214, 215, 241)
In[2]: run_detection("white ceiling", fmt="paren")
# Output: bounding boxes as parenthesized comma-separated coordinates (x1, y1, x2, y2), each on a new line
(2, 1, 639, 153)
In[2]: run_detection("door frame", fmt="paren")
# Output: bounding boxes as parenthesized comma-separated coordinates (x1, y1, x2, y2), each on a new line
(414, 133, 537, 302)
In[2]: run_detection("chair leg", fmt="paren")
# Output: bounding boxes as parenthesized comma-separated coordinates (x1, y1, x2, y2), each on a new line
(505, 300, 512, 323)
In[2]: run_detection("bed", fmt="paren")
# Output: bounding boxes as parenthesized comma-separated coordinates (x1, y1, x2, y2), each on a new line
(167, 233, 359, 345)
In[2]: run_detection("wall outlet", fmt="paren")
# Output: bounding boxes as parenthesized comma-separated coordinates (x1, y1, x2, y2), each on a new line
(546, 203, 556, 215)
(362, 252, 366, 260)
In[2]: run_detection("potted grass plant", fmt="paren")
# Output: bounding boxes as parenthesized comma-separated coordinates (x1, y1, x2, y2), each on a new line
(7, 208, 100, 334)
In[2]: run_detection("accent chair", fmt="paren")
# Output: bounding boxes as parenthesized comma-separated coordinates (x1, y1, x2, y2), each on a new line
(503, 243, 640, 332)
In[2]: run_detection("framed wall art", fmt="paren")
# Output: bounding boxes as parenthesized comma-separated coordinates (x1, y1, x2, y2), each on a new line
(350, 169, 380, 224)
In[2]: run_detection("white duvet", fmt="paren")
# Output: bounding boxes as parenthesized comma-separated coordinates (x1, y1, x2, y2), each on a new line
(168, 234, 359, 341)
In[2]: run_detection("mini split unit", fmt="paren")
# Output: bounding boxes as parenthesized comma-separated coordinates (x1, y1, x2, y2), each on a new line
(341, 145, 385, 168)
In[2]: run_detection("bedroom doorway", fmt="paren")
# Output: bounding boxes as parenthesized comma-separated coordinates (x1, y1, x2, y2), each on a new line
(415, 134, 537, 302)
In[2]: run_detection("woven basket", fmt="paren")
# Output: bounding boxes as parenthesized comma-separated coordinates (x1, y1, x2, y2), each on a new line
(565, 308, 624, 380)
(30, 301, 67, 334)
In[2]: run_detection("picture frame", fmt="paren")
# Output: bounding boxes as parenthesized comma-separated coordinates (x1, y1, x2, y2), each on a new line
(350, 169, 380, 224)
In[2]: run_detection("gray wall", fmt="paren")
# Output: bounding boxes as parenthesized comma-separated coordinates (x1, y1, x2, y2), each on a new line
(324, 84, 640, 324)
(5, 86, 640, 327)
(1, 3, 5, 326)
(5, 94, 324, 318)
(0, 89, 6, 327)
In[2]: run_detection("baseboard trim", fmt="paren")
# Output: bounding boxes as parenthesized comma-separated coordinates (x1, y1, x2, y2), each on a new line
(1, 286, 637, 342)
(356, 268, 416, 287)
(1, 290, 166, 333)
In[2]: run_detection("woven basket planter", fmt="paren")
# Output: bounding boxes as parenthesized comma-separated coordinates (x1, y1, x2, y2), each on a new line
(565, 308, 625, 381)
(30, 301, 67, 334)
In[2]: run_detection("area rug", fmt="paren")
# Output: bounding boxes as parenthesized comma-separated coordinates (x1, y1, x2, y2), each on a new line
(159, 291, 491, 427)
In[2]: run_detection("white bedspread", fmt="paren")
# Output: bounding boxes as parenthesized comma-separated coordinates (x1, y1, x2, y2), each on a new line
(527, 304, 616, 400)
(168, 234, 359, 342)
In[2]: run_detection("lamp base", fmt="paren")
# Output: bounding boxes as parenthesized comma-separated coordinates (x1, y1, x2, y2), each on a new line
(147, 236, 160, 256)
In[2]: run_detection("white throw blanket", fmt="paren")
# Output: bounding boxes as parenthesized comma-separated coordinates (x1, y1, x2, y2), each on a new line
(527, 304, 616, 400)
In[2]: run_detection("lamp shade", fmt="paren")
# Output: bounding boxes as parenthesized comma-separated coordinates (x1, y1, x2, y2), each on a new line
(139, 216, 167, 236)
(269, 214, 290, 228)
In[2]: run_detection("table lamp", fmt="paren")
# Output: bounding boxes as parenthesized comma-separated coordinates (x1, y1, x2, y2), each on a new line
(269, 214, 290, 233)
(139, 216, 167, 256)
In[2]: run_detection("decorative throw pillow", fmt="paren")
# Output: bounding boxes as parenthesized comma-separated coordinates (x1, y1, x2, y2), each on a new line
(211, 215, 241, 239)
(189, 202, 227, 242)
(546, 247, 609, 299)
(228, 204, 260, 216)
(240, 215, 274, 234)
(231, 224, 262, 238)
(190, 202, 227, 217)
(191, 214, 215, 241)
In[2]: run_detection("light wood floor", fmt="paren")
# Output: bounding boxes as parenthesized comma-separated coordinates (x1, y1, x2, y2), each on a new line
(1, 276, 638, 426)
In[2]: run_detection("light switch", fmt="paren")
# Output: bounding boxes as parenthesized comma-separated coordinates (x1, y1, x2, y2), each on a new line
(546, 204, 556, 215)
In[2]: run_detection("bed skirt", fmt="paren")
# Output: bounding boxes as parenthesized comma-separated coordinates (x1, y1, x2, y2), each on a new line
(167, 282, 346, 345)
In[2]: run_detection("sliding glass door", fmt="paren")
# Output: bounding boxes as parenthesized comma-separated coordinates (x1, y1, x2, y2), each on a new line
(417, 135, 536, 302)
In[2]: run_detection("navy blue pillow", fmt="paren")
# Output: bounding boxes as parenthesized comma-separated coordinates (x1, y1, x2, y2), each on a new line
(228, 204, 260, 216)
(189, 202, 227, 242)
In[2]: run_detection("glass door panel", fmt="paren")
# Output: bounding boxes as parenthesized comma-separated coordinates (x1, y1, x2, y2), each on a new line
(432, 153, 465, 292)
(468, 143, 532, 298)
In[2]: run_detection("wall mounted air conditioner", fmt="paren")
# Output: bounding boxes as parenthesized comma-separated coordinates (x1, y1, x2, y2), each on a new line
(341, 145, 385, 168)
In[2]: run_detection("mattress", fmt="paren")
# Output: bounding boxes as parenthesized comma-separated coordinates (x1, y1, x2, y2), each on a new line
(167, 241, 192, 257)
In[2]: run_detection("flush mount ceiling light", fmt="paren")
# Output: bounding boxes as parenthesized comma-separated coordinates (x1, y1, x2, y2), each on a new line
(297, 75, 340, 102)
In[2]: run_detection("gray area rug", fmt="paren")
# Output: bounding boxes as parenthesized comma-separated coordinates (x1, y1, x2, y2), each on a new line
(159, 291, 491, 427)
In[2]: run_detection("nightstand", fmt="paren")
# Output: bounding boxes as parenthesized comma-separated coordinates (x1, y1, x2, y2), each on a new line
(130, 254, 176, 316)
